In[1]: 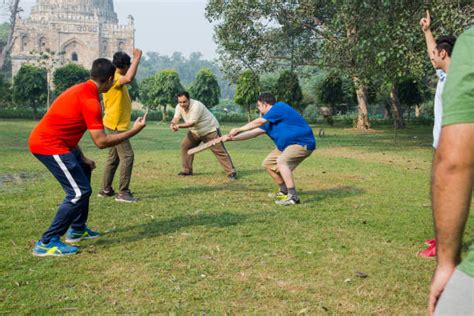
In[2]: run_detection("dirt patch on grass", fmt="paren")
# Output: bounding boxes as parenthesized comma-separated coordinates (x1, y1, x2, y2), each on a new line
(0, 172, 42, 187)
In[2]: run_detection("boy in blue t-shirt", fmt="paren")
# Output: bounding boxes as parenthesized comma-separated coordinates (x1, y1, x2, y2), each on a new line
(226, 92, 315, 205)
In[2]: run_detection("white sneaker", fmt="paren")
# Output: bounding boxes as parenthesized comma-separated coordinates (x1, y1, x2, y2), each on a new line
(275, 196, 300, 206)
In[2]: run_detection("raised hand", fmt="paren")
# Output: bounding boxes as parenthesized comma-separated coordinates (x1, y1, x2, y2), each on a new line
(132, 48, 143, 60)
(420, 10, 431, 32)
(133, 111, 147, 130)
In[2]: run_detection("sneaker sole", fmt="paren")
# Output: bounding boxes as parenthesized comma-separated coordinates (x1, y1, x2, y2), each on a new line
(33, 251, 78, 257)
(97, 194, 114, 198)
(275, 201, 300, 206)
(115, 198, 138, 203)
(65, 235, 100, 243)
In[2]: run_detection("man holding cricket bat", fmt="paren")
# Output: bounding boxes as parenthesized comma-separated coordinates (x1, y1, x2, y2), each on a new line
(99, 48, 142, 202)
(170, 91, 237, 180)
(226, 92, 315, 206)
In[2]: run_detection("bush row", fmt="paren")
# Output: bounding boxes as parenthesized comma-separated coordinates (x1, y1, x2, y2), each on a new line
(0, 108, 434, 126)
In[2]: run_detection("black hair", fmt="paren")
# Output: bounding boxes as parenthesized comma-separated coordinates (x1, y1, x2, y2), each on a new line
(90, 58, 116, 83)
(176, 91, 190, 99)
(112, 51, 131, 69)
(257, 92, 276, 105)
(436, 35, 456, 57)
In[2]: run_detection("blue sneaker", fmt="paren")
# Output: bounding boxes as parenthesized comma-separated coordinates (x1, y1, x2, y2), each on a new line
(33, 236, 79, 257)
(65, 227, 100, 243)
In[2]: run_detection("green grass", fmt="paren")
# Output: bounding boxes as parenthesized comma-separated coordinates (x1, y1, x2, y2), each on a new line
(0, 120, 472, 314)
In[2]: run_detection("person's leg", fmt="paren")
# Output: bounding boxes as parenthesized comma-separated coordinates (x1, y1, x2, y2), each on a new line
(205, 129, 237, 176)
(276, 145, 313, 204)
(70, 151, 92, 231)
(101, 133, 119, 193)
(34, 152, 92, 243)
(115, 138, 134, 193)
(434, 269, 474, 315)
(262, 149, 286, 189)
(180, 131, 201, 174)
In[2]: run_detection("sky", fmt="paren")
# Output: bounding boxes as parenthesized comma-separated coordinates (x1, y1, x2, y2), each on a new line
(3, 0, 218, 59)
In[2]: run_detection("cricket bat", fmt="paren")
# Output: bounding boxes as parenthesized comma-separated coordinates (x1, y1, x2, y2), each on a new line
(187, 136, 227, 155)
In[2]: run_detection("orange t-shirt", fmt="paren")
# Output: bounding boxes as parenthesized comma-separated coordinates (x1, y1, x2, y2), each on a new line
(29, 80, 104, 155)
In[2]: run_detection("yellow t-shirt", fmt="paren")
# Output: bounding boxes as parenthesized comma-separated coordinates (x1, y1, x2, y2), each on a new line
(102, 71, 132, 131)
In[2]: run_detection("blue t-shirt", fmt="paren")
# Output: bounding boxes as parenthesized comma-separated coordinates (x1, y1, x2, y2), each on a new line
(260, 102, 316, 151)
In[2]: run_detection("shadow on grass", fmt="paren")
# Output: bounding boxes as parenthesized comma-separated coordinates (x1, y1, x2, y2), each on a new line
(302, 185, 366, 203)
(95, 211, 253, 247)
(172, 168, 265, 179)
(141, 176, 269, 199)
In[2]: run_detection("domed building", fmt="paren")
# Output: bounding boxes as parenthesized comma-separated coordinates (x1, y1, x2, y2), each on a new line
(11, 0, 134, 76)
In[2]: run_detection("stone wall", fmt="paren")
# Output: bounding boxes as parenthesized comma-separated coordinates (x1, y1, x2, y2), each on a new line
(11, 0, 134, 77)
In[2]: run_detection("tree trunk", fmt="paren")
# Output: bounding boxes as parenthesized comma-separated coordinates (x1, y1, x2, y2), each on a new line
(384, 100, 392, 120)
(415, 104, 422, 118)
(161, 104, 167, 122)
(247, 105, 251, 122)
(390, 82, 405, 129)
(46, 71, 51, 109)
(352, 76, 370, 130)
(0, 0, 21, 72)
(32, 105, 37, 120)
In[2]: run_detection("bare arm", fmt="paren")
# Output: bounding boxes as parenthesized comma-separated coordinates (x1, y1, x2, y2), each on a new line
(89, 114, 147, 149)
(118, 48, 142, 85)
(420, 10, 436, 64)
(170, 111, 191, 131)
(229, 117, 268, 137)
(429, 123, 474, 315)
(228, 128, 266, 141)
(176, 121, 195, 128)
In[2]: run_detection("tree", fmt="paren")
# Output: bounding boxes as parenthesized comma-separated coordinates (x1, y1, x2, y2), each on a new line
(27, 49, 65, 108)
(361, 1, 472, 128)
(12, 64, 47, 119)
(316, 72, 344, 114)
(0, 0, 21, 72)
(206, 1, 318, 81)
(0, 75, 12, 107)
(274, 70, 303, 112)
(53, 63, 89, 95)
(139, 70, 183, 121)
(206, 1, 374, 129)
(398, 77, 423, 121)
(189, 68, 220, 108)
(128, 79, 140, 101)
(234, 70, 260, 122)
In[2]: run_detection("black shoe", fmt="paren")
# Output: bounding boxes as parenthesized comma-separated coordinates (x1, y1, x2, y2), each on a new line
(97, 189, 115, 197)
(228, 173, 237, 180)
(177, 171, 193, 176)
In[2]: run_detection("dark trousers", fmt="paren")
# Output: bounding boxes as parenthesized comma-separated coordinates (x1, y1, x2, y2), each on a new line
(101, 128, 134, 193)
(34, 149, 92, 243)
(181, 129, 236, 176)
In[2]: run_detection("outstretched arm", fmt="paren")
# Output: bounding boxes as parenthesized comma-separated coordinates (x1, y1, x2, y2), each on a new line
(228, 117, 268, 137)
(226, 128, 266, 141)
(420, 10, 437, 65)
(89, 114, 147, 149)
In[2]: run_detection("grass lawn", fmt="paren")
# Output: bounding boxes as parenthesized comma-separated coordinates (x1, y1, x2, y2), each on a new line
(0, 120, 472, 314)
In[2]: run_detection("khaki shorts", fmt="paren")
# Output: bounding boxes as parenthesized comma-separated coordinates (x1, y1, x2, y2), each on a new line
(262, 144, 313, 172)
